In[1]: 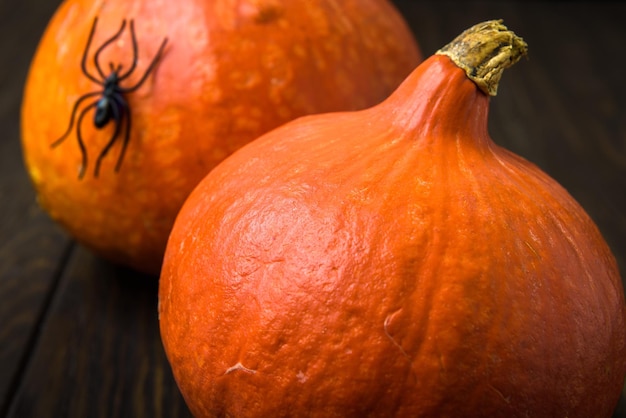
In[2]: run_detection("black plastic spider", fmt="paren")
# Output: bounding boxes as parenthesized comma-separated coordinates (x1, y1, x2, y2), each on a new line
(51, 17, 168, 179)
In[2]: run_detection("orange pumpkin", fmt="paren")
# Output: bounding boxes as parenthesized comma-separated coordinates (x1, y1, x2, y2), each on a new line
(159, 21, 626, 417)
(21, 0, 421, 275)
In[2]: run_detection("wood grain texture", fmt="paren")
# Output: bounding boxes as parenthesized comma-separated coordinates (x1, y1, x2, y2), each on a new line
(1, 1, 625, 417)
(0, 0, 72, 414)
(5, 247, 191, 418)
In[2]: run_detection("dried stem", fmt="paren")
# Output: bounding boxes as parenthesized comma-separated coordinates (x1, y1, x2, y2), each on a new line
(436, 20, 528, 96)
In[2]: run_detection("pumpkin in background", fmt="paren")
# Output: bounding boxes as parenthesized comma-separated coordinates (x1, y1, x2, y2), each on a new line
(159, 21, 626, 417)
(21, 0, 421, 275)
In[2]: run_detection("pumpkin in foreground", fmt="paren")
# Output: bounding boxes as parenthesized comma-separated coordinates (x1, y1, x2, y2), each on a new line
(159, 21, 626, 417)
(21, 0, 421, 275)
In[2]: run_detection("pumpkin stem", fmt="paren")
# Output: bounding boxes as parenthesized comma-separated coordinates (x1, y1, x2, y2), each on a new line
(436, 20, 528, 96)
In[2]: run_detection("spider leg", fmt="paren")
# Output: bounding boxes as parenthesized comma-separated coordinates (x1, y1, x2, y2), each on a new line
(115, 96, 131, 173)
(75, 100, 100, 179)
(51, 91, 102, 148)
(81, 17, 103, 84)
(93, 19, 127, 81)
(118, 20, 138, 81)
(121, 36, 168, 93)
(110, 62, 123, 74)
(94, 94, 125, 177)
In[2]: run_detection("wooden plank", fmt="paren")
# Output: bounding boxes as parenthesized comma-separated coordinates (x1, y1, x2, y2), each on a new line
(0, 0, 73, 413)
(0, 218, 71, 415)
(5, 246, 191, 418)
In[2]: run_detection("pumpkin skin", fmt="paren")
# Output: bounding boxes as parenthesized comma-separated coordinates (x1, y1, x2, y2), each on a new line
(21, 0, 421, 275)
(159, 21, 626, 417)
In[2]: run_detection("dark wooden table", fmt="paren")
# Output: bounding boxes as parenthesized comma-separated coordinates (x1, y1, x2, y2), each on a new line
(2, 1, 625, 417)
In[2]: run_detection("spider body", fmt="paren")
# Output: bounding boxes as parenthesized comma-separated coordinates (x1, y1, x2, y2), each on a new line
(52, 17, 168, 179)
(94, 72, 123, 128)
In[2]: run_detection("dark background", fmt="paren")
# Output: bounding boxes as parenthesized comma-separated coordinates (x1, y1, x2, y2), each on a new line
(1, 1, 625, 417)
